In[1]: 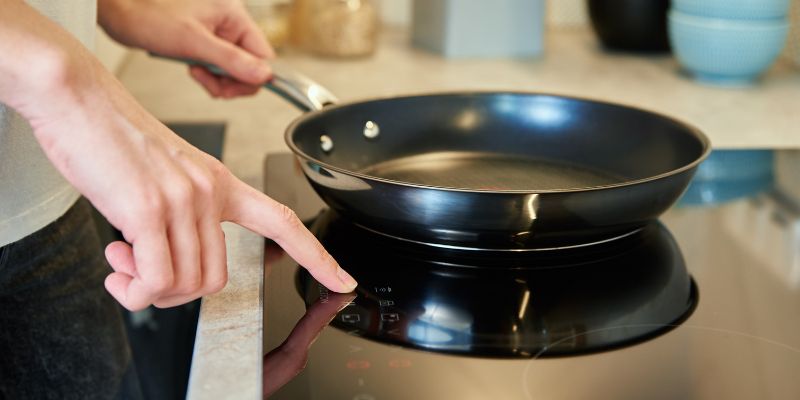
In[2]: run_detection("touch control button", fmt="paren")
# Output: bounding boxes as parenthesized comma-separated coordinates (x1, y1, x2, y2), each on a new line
(381, 313, 400, 322)
(342, 314, 361, 323)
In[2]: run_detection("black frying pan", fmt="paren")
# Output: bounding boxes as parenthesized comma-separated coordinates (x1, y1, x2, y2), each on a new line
(161, 57, 710, 251)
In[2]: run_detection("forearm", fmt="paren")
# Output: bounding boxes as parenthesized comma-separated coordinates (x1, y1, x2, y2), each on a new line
(98, 0, 198, 55)
(97, 0, 131, 30)
(96, 0, 273, 93)
(97, 0, 152, 49)
(0, 0, 101, 126)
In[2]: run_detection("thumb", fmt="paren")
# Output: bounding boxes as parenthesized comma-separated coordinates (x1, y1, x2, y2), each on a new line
(193, 29, 271, 85)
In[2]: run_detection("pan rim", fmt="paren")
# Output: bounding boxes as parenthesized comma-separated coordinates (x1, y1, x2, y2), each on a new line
(284, 91, 712, 194)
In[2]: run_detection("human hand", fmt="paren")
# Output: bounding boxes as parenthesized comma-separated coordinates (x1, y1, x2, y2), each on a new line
(2, 21, 355, 312)
(53, 69, 356, 309)
(99, 0, 273, 98)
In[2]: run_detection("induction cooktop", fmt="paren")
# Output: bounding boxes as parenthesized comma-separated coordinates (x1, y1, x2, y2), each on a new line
(262, 151, 800, 399)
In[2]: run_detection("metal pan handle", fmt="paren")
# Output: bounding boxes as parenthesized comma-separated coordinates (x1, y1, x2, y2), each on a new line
(150, 54, 338, 112)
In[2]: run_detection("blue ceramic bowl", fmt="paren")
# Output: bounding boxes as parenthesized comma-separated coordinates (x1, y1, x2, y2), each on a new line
(678, 150, 774, 207)
(673, 0, 790, 20)
(669, 10, 789, 86)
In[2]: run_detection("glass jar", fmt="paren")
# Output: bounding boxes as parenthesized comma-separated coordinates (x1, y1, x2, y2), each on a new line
(289, 0, 312, 47)
(307, 0, 380, 57)
(247, 0, 292, 50)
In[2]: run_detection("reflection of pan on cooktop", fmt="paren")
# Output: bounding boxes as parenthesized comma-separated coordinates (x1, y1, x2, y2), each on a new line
(297, 210, 698, 358)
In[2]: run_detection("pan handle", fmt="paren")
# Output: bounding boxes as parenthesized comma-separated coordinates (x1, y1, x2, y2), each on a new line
(150, 54, 339, 112)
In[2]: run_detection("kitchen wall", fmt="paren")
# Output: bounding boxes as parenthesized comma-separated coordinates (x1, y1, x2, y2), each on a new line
(377, 0, 588, 27)
(378, 0, 411, 26)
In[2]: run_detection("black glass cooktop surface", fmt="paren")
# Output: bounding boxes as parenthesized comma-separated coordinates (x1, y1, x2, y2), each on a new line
(296, 209, 697, 358)
(263, 151, 800, 399)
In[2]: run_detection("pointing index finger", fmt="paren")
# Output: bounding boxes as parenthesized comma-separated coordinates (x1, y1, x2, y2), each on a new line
(225, 181, 357, 293)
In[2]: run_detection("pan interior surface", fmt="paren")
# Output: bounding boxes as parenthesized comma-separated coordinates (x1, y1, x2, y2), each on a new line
(359, 151, 626, 191)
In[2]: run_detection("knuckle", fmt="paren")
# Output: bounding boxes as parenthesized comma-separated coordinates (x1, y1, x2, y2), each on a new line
(126, 190, 166, 230)
(195, 180, 213, 199)
(194, 171, 217, 198)
(122, 296, 151, 312)
(140, 188, 166, 214)
(153, 299, 181, 309)
(208, 161, 234, 191)
(142, 273, 173, 294)
(204, 266, 228, 294)
(152, 301, 170, 309)
(123, 302, 147, 312)
(227, 47, 249, 65)
(315, 245, 335, 268)
(176, 276, 202, 295)
(178, 18, 201, 36)
(276, 204, 300, 228)
(205, 275, 227, 294)
(170, 180, 195, 206)
(207, 158, 228, 177)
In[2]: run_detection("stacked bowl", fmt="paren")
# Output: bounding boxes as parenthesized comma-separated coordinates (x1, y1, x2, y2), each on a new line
(669, 0, 791, 86)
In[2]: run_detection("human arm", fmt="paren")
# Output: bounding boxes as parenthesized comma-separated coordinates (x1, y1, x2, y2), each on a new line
(0, 0, 356, 310)
(98, 0, 274, 98)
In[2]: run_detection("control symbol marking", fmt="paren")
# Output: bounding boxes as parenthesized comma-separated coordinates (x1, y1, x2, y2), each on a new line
(342, 314, 361, 323)
(346, 360, 371, 370)
(380, 313, 400, 322)
(349, 345, 363, 353)
(389, 359, 412, 368)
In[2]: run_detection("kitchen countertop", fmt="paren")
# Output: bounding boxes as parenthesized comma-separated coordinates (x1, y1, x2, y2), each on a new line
(116, 27, 800, 399)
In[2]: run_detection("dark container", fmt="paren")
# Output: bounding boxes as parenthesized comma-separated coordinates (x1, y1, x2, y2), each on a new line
(587, 0, 671, 52)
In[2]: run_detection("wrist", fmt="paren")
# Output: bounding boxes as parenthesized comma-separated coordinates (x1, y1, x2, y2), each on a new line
(0, 0, 104, 127)
(17, 45, 110, 137)
(4, 44, 75, 116)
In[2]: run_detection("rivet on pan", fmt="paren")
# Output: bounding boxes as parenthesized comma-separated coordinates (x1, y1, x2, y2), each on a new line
(320, 134, 334, 153)
(363, 121, 380, 139)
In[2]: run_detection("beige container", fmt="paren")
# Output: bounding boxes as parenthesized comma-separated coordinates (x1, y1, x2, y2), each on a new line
(289, 0, 312, 47)
(307, 0, 380, 57)
(247, 0, 292, 50)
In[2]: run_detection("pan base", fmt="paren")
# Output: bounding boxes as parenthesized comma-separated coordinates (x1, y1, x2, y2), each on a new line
(359, 151, 624, 191)
(353, 220, 645, 252)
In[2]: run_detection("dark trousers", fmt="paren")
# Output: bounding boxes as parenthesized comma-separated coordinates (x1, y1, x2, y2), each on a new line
(0, 198, 141, 399)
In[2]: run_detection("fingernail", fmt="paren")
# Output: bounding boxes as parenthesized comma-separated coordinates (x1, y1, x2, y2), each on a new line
(336, 267, 358, 291)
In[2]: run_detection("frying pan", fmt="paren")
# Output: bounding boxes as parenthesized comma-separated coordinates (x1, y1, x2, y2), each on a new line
(161, 57, 710, 251)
